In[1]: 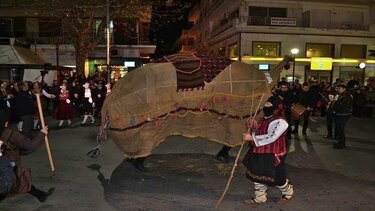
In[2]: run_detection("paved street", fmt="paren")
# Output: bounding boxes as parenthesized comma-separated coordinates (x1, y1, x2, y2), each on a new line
(0, 116, 374, 211)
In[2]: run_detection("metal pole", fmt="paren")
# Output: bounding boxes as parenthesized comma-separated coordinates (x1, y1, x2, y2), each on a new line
(106, 0, 110, 83)
(56, 44, 59, 66)
(362, 67, 366, 85)
(292, 54, 296, 82)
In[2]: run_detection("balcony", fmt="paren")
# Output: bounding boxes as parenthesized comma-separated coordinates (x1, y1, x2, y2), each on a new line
(245, 16, 298, 27)
(240, 16, 369, 31)
(307, 22, 369, 31)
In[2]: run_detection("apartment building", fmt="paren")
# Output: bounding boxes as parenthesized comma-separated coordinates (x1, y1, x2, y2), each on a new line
(0, 0, 155, 82)
(182, 0, 375, 83)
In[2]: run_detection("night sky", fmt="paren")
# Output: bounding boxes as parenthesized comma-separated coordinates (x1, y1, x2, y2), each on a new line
(150, 0, 197, 58)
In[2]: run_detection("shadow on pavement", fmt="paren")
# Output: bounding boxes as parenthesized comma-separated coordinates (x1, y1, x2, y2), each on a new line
(87, 153, 375, 211)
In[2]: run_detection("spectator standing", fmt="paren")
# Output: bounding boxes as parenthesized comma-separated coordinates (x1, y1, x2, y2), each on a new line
(332, 84, 353, 149)
(15, 82, 35, 138)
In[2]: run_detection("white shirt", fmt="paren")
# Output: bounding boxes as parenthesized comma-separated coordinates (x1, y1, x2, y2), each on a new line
(251, 118, 288, 147)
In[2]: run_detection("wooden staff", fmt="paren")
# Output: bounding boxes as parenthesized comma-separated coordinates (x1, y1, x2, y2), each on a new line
(35, 93, 55, 172)
(215, 92, 265, 208)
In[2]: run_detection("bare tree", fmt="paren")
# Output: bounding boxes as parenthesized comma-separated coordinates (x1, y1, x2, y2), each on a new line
(59, 0, 145, 76)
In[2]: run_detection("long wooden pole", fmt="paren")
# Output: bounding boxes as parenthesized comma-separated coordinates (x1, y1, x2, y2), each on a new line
(35, 93, 55, 172)
(215, 93, 264, 208)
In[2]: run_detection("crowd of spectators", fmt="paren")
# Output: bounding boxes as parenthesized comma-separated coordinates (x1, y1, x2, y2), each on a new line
(277, 76, 375, 118)
(0, 73, 112, 134)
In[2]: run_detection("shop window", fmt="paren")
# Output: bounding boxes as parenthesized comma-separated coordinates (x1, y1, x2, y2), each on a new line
(228, 43, 238, 60)
(10, 68, 23, 81)
(306, 43, 334, 57)
(339, 67, 363, 83)
(252, 41, 280, 57)
(341, 45, 366, 58)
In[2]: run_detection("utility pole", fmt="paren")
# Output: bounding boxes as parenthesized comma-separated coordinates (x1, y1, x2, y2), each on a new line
(106, 0, 111, 83)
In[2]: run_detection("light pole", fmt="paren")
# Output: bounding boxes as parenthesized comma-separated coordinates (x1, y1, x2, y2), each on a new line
(106, 0, 110, 83)
(359, 62, 366, 85)
(290, 48, 299, 82)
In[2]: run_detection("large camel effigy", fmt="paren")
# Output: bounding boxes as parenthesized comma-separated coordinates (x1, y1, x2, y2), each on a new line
(99, 54, 293, 158)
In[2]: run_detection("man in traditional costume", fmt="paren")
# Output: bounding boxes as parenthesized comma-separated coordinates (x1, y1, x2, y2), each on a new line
(242, 100, 294, 204)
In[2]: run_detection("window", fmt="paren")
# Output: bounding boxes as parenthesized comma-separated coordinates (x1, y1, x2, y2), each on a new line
(249, 6, 287, 17)
(306, 43, 334, 57)
(0, 19, 12, 37)
(10, 68, 23, 81)
(14, 17, 26, 37)
(252, 42, 280, 57)
(341, 45, 366, 58)
(269, 8, 287, 17)
(249, 7, 267, 17)
(39, 18, 62, 37)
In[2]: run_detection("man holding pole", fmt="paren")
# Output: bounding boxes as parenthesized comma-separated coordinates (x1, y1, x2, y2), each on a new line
(242, 99, 294, 204)
(0, 111, 54, 202)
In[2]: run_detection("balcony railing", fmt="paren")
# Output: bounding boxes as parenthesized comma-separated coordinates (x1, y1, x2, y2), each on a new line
(309, 21, 369, 30)
(238, 16, 369, 31)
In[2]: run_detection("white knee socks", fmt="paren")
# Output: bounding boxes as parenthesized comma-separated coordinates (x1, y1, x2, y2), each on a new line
(277, 179, 294, 199)
(253, 182, 268, 203)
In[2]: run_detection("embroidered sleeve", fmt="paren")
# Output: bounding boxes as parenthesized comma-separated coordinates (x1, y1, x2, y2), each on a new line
(42, 89, 54, 98)
(251, 119, 288, 147)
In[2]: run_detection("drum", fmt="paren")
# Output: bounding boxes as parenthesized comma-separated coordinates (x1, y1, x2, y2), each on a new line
(291, 103, 306, 120)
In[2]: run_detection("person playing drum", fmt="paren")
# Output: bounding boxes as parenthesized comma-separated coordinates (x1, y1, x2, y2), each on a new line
(292, 82, 314, 135)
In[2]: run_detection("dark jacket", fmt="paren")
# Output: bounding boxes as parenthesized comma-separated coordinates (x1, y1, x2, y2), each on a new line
(15, 90, 35, 117)
(333, 91, 353, 115)
(1, 128, 45, 166)
(299, 90, 314, 108)
(0, 157, 16, 198)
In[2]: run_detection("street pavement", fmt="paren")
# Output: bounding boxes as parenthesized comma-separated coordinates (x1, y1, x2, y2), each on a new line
(0, 115, 374, 211)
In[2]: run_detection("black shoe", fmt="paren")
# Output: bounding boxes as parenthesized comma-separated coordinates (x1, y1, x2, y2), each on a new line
(215, 154, 230, 163)
(128, 158, 147, 172)
(333, 143, 345, 149)
(29, 186, 55, 203)
(38, 188, 55, 203)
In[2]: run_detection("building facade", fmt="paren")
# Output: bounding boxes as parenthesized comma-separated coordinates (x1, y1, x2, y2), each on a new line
(182, 0, 375, 84)
(0, 0, 156, 82)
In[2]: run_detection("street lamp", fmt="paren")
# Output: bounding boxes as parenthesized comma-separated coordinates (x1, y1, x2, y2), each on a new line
(290, 48, 299, 82)
(359, 62, 366, 84)
(106, 0, 111, 83)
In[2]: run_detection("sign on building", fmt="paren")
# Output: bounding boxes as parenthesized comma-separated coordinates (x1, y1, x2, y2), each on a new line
(270, 17, 297, 26)
(311, 57, 332, 70)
